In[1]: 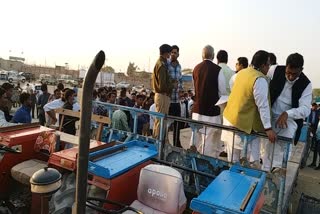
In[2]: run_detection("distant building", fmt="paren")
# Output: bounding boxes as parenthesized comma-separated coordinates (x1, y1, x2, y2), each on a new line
(0, 57, 79, 78)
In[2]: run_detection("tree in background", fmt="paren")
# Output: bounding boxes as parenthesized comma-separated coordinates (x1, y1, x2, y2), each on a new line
(127, 62, 139, 76)
(101, 65, 115, 73)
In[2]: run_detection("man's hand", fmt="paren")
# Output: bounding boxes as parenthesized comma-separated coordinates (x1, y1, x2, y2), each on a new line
(266, 129, 277, 143)
(276, 112, 288, 129)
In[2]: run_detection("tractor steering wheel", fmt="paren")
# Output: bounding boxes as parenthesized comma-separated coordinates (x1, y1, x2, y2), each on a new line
(86, 197, 143, 214)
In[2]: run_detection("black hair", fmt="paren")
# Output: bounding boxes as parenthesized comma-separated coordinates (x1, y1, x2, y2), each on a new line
(57, 82, 64, 90)
(286, 53, 304, 69)
(64, 89, 74, 101)
(159, 44, 172, 55)
(269, 53, 277, 65)
(312, 102, 317, 106)
(237, 57, 249, 68)
(217, 50, 228, 63)
(171, 45, 179, 52)
(251, 50, 269, 69)
(0, 88, 6, 97)
(1, 83, 14, 90)
(41, 83, 48, 92)
(19, 92, 30, 104)
(54, 89, 61, 94)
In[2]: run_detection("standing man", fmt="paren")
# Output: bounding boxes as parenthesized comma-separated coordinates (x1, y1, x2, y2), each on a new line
(308, 103, 320, 167)
(190, 45, 227, 156)
(262, 53, 312, 169)
(152, 44, 174, 139)
(37, 84, 50, 126)
(0, 83, 14, 122)
(168, 45, 183, 147)
(217, 50, 235, 95)
(223, 50, 276, 163)
(12, 92, 32, 124)
(229, 57, 249, 90)
(0, 88, 17, 127)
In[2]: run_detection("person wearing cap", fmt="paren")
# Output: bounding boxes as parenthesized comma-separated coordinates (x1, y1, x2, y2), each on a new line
(152, 44, 175, 139)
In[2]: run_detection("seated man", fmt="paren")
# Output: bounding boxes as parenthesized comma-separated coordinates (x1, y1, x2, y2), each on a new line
(13, 92, 32, 124)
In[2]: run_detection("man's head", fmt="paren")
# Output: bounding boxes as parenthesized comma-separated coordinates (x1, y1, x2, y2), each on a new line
(251, 50, 270, 75)
(202, 45, 214, 60)
(170, 45, 179, 62)
(57, 82, 64, 91)
(235, 57, 248, 72)
(41, 83, 48, 92)
(19, 92, 32, 108)
(159, 44, 172, 59)
(131, 92, 137, 101)
(0, 88, 8, 108)
(136, 94, 145, 107)
(1, 83, 14, 98)
(64, 89, 75, 104)
(285, 53, 304, 82)
(54, 89, 62, 99)
(269, 53, 277, 65)
(217, 50, 228, 64)
(107, 92, 116, 104)
(312, 102, 318, 110)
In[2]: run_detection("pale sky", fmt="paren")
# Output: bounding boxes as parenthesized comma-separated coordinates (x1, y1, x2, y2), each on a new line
(1, 0, 320, 86)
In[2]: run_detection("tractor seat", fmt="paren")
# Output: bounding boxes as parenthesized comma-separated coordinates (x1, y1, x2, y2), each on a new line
(11, 159, 47, 185)
(11, 132, 56, 185)
(124, 164, 187, 214)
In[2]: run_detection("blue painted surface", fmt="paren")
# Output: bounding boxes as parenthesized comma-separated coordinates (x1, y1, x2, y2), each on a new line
(190, 167, 266, 214)
(88, 140, 158, 179)
(298, 125, 309, 143)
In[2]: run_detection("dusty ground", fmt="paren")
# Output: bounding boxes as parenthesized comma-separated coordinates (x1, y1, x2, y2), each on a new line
(291, 153, 320, 213)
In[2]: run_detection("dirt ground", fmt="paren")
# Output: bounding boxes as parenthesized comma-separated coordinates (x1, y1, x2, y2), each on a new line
(290, 153, 320, 213)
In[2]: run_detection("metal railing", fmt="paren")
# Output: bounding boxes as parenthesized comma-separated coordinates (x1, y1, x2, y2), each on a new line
(90, 101, 293, 213)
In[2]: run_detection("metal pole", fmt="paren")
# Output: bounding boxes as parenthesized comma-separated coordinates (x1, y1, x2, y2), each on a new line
(72, 51, 105, 214)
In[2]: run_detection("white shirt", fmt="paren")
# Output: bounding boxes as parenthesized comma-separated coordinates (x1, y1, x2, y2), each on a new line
(0, 110, 16, 127)
(149, 103, 156, 130)
(229, 73, 238, 91)
(44, 99, 81, 126)
(267, 65, 312, 120)
(218, 63, 235, 95)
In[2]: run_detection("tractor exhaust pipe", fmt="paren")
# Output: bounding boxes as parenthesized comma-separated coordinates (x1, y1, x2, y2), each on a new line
(72, 51, 105, 214)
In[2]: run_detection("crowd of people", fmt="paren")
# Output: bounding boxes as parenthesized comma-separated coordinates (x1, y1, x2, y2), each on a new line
(0, 44, 317, 171)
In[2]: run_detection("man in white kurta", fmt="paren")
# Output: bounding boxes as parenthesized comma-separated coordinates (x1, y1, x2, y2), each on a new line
(261, 53, 312, 170)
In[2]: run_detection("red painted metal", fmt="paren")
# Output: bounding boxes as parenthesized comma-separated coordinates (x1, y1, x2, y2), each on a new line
(88, 161, 152, 210)
(0, 126, 54, 196)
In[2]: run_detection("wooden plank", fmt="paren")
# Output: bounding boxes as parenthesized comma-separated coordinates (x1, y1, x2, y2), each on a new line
(54, 108, 110, 124)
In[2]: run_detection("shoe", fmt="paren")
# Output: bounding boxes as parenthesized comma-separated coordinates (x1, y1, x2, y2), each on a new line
(219, 151, 228, 157)
(308, 163, 316, 168)
(315, 165, 320, 170)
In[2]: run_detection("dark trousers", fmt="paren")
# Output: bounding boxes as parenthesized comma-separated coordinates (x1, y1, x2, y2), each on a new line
(31, 104, 36, 119)
(169, 103, 182, 148)
(311, 139, 320, 165)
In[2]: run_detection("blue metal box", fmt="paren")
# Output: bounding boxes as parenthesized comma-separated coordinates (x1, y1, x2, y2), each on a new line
(190, 165, 266, 214)
(88, 140, 158, 179)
